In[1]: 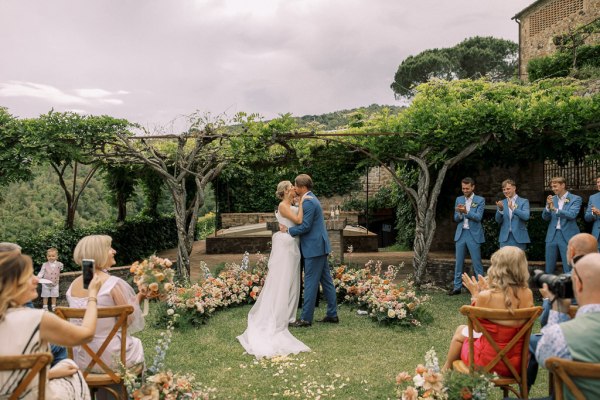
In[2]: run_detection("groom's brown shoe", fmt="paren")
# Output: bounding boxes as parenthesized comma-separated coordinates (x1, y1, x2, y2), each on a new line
(318, 316, 339, 323)
(290, 319, 312, 328)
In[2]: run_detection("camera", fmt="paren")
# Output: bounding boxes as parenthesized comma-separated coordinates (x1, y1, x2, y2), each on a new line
(532, 269, 573, 299)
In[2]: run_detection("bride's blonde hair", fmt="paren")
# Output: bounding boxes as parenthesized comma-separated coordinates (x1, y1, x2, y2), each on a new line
(276, 181, 293, 200)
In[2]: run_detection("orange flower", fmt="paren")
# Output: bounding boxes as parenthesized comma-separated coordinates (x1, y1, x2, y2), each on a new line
(460, 387, 473, 399)
(415, 364, 427, 375)
(395, 371, 412, 384)
(149, 282, 159, 292)
(402, 386, 418, 400)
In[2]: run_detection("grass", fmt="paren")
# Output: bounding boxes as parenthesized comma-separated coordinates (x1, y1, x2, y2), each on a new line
(136, 291, 550, 399)
(378, 243, 411, 252)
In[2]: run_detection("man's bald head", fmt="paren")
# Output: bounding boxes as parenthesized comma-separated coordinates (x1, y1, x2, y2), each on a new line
(573, 253, 600, 304)
(567, 233, 598, 265)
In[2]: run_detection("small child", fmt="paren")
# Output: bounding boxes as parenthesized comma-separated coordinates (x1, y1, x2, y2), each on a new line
(37, 248, 64, 312)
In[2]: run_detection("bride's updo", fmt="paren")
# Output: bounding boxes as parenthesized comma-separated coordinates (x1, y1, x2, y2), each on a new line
(276, 181, 293, 200)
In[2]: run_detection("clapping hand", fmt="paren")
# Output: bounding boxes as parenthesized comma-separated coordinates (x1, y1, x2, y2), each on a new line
(496, 200, 504, 211)
(547, 195, 555, 211)
(456, 204, 467, 214)
(592, 205, 600, 216)
(462, 273, 487, 297)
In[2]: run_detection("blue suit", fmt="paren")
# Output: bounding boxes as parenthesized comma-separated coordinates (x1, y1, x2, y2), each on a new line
(585, 192, 600, 250)
(288, 192, 337, 322)
(542, 192, 582, 273)
(453, 194, 485, 291)
(495, 196, 530, 250)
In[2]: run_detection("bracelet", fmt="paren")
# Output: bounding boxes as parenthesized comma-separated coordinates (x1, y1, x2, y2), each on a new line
(88, 297, 97, 303)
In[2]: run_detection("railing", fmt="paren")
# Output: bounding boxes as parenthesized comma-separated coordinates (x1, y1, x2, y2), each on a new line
(543, 160, 599, 191)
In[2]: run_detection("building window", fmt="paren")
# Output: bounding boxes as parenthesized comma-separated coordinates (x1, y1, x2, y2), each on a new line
(529, 0, 584, 36)
(544, 159, 599, 190)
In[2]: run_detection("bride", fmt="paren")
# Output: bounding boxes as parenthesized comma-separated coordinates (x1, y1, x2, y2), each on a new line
(237, 180, 311, 359)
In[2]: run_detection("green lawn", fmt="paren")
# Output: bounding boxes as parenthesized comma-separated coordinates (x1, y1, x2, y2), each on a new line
(136, 291, 550, 399)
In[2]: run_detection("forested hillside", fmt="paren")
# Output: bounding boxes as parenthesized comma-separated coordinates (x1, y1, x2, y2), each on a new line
(0, 104, 399, 242)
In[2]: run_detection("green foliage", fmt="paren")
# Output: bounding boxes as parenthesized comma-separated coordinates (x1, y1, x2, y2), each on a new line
(296, 104, 404, 131)
(527, 44, 600, 81)
(196, 212, 216, 240)
(19, 215, 180, 273)
(443, 370, 496, 400)
(218, 114, 365, 213)
(391, 36, 518, 97)
(0, 107, 35, 187)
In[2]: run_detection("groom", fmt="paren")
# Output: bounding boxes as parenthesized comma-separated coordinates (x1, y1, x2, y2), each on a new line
(280, 174, 339, 327)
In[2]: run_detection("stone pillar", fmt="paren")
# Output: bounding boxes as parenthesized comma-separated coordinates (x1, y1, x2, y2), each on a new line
(326, 219, 346, 264)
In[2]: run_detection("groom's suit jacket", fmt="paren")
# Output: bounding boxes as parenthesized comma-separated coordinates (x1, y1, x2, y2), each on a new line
(288, 191, 331, 258)
(542, 192, 582, 243)
(495, 196, 531, 244)
(585, 191, 600, 241)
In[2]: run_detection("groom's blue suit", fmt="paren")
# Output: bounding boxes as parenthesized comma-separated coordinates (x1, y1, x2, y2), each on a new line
(288, 191, 338, 322)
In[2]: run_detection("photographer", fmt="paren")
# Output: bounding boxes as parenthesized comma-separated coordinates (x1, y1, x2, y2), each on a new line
(535, 252, 600, 398)
(527, 233, 598, 390)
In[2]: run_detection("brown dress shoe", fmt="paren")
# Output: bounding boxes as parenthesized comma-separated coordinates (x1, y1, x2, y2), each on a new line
(318, 316, 339, 323)
(290, 319, 312, 327)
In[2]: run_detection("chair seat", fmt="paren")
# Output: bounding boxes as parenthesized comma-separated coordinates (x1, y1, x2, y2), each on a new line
(85, 373, 122, 386)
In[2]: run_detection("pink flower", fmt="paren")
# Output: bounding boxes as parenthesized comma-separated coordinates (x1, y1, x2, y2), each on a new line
(402, 386, 418, 400)
(396, 371, 412, 384)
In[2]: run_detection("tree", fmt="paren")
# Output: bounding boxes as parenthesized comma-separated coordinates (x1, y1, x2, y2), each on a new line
(352, 78, 600, 285)
(102, 165, 139, 222)
(106, 113, 229, 279)
(0, 107, 35, 188)
(391, 36, 518, 97)
(22, 112, 130, 229)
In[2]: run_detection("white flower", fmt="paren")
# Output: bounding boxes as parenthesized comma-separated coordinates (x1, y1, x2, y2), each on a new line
(166, 308, 175, 316)
(412, 374, 424, 387)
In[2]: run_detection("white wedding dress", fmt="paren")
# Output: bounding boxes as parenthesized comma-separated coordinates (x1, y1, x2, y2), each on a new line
(237, 207, 311, 359)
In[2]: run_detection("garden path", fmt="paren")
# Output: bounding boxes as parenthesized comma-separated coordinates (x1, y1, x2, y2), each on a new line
(157, 240, 454, 282)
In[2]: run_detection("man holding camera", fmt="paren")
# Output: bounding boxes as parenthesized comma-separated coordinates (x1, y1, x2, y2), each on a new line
(584, 176, 600, 251)
(527, 233, 599, 392)
(542, 176, 582, 274)
(535, 252, 600, 398)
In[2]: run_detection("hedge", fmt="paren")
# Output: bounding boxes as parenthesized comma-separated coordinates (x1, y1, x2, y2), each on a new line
(18, 215, 185, 273)
(527, 44, 600, 81)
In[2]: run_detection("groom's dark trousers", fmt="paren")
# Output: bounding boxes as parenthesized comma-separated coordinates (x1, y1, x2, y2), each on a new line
(300, 254, 337, 322)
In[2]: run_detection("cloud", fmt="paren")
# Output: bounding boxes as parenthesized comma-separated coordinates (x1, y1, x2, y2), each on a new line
(0, 81, 85, 105)
(0, 81, 127, 108)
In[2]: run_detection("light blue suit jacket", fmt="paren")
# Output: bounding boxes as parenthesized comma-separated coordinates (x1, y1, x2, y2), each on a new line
(453, 194, 485, 244)
(585, 192, 600, 241)
(542, 192, 582, 243)
(495, 196, 531, 244)
(288, 192, 331, 258)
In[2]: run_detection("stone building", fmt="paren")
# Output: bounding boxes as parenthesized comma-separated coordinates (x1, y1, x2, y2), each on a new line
(512, 0, 600, 80)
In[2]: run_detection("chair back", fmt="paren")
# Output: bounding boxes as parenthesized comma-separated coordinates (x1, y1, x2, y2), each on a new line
(0, 352, 53, 400)
(546, 357, 600, 400)
(459, 305, 542, 398)
(54, 305, 133, 383)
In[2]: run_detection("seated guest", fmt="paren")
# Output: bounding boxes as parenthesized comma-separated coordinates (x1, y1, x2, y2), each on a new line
(535, 253, 600, 398)
(527, 233, 598, 389)
(66, 235, 145, 372)
(0, 242, 68, 368)
(0, 249, 102, 400)
(442, 246, 534, 375)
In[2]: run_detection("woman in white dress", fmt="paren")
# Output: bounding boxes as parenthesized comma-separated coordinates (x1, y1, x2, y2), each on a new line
(0, 248, 101, 400)
(237, 181, 311, 359)
(66, 235, 145, 374)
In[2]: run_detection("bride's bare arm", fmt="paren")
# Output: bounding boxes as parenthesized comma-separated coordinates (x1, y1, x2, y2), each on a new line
(278, 196, 309, 225)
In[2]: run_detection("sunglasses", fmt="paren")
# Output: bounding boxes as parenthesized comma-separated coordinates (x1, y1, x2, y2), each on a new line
(572, 254, 585, 284)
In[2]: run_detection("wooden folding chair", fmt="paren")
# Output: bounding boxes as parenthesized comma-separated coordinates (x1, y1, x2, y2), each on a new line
(55, 305, 134, 400)
(452, 305, 542, 399)
(546, 357, 600, 400)
(0, 352, 53, 400)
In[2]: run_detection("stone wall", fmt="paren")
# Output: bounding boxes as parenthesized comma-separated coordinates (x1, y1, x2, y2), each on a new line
(516, 0, 600, 80)
(220, 211, 359, 229)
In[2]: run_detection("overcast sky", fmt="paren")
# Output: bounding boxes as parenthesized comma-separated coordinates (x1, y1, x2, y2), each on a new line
(0, 0, 532, 129)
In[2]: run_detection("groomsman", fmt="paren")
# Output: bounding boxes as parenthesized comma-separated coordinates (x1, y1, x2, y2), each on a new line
(449, 177, 485, 295)
(584, 175, 600, 251)
(542, 176, 582, 274)
(495, 179, 530, 250)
